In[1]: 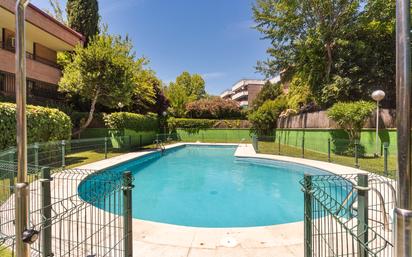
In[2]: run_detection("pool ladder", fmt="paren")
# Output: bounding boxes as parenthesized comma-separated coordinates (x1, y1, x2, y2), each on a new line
(154, 139, 166, 154)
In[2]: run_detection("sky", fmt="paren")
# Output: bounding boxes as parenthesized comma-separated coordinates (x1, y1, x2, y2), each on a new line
(32, 0, 270, 95)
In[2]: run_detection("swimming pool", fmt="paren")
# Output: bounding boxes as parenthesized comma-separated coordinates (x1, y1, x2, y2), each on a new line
(79, 145, 331, 228)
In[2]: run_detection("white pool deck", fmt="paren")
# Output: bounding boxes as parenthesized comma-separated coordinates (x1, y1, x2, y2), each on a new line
(72, 143, 367, 257)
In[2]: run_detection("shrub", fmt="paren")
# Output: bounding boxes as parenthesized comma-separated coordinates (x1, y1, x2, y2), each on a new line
(186, 97, 243, 119)
(249, 97, 287, 136)
(251, 81, 283, 110)
(0, 102, 72, 150)
(168, 117, 250, 133)
(327, 101, 375, 144)
(104, 112, 158, 131)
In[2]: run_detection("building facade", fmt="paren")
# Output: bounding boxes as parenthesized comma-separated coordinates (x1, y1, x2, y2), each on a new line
(221, 77, 281, 109)
(0, 0, 84, 101)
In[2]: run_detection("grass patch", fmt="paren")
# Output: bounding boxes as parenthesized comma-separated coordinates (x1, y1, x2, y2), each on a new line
(257, 141, 396, 177)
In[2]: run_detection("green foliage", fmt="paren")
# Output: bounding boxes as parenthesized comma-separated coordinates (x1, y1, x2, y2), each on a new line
(286, 75, 314, 111)
(327, 101, 375, 143)
(0, 103, 72, 150)
(251, 81, 283, 110)
(104, 112, 158, 132)
(249, 97, 287, 136)
(66, 0, 99, 45)
(165, 72, 206, 117)
(186, 97, 243, 119)
(253, 0, 396, 108)
(59, 31, 141, 134)
(168, 118, 250, 133)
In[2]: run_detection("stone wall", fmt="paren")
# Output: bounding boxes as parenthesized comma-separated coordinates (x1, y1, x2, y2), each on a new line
(277, 109, 396, 129)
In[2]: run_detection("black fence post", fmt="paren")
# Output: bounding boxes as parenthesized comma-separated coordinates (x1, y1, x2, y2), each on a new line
(357, 174, 369, 257)
(104, 137, 108, 159)
(327, 138, 331, 162)
(303, 174, 312, 257)
(40, 167, 52, 257)
(123, 171, 133, 257)
(278, 135, 281, 155)
(383, 142, 389, 176)
(139, 135, 143, 148)
(61, 140, 66, 168)
(355, 140, 360, 169)
(302, 137, 305, 158)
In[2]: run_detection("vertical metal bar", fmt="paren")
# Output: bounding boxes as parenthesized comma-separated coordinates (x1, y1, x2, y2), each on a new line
(303, 174, 312, 257)
(302, 136, 305, 158)
(278, 134, 281, 155)
(61, 140, 65, 168)
(128, 135, 132, 150)
(355, 140, 360, 169)
(40, 167, 52, 257)
(104, 137, 108, 159)
(9, 150, 15, 194)
(327, 138, 331, 162)
(384, 142, 389, 176)
(357, 174, 369, 257)
(123, 171, 133, 257)
(15, 1, 30, 256)
(395, 0, 412, 256)
(139, 134, 142, 148)
(376, 102, 380, 155)
(252, 135, 258, 152)
(34, 142, 39, 171)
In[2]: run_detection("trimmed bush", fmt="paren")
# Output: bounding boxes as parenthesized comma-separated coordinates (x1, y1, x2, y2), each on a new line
(249, 97, 287, 136)
(186, 97, 243, 119)
(0, 102, 72, 150)
(104, 112, 158, 131)
(168, 117, 250, 133)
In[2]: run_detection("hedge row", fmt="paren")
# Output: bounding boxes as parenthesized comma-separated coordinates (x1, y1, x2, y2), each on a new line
(0, 102, 72, 150)
(104, 112, 158, 131)
(168, 118, 250, 133)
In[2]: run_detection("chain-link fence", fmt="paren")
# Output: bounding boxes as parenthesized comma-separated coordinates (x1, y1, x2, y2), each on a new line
(301, 173, 395, 257)
(0, 162, 134, 257)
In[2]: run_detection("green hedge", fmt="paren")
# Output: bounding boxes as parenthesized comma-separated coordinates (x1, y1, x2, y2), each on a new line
(104, 112, 158, 131)
(168, 118, 250, 133)
(0, 102, 72, 150)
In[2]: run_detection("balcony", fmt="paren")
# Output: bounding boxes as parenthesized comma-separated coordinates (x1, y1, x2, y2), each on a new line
(231, 90, 248, 101)
(239, 100, 248, 107)
(0, 46, 61, 85)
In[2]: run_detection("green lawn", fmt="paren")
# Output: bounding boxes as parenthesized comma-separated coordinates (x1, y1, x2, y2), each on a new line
(257, 141, 396, 177)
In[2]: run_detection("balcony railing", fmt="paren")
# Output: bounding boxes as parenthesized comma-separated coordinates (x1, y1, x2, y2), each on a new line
(0, 41, 60, 69)
(231, 90, 248, 100)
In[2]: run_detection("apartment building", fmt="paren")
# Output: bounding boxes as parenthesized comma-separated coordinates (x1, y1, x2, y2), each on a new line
(0, 0, 84, 101)
(221, 76, 281, 108)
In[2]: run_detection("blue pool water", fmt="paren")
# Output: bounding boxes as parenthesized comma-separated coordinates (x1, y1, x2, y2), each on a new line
(79, 145, 331, 227)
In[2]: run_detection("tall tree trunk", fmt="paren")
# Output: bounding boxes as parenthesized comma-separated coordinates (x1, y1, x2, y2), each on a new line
(72, 91, 99, 137)
(325, 42, 333, 82)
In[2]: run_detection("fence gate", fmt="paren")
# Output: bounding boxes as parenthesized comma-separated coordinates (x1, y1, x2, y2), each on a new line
(301, 174, 395, 257)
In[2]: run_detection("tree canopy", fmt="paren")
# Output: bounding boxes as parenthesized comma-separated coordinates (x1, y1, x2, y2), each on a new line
(59, 32, 147, 134)
(253, 0, 395, 108)
(67, 0, 100, 45)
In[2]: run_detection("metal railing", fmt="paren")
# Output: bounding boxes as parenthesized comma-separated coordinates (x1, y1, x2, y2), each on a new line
(255, 135, 396, 178)
(0, 162, 134, 256)
(301, 173, 395, 257)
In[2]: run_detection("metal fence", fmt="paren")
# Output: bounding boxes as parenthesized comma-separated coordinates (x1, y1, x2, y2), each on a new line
(0, 162, 134, 257)
(301, 173, 395, 257)
(254, 135, 396, 178)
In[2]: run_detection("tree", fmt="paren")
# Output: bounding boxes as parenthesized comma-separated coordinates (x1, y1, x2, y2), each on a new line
(249, 96, 287, 136)
(165, 72, 206, 117)
(251, 81, 283, 110)
(175, 71, 206, 100)
(67, 0, 99, 45)
(45, 0, 66, 24)
(327, 101, 375, 144)
(59, 32, 139, 135)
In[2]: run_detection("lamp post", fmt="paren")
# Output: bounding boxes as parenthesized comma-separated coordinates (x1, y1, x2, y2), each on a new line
(162, 111, 167, 137)
(371, 90, 385, 156)
(395, 0, 412, 256)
